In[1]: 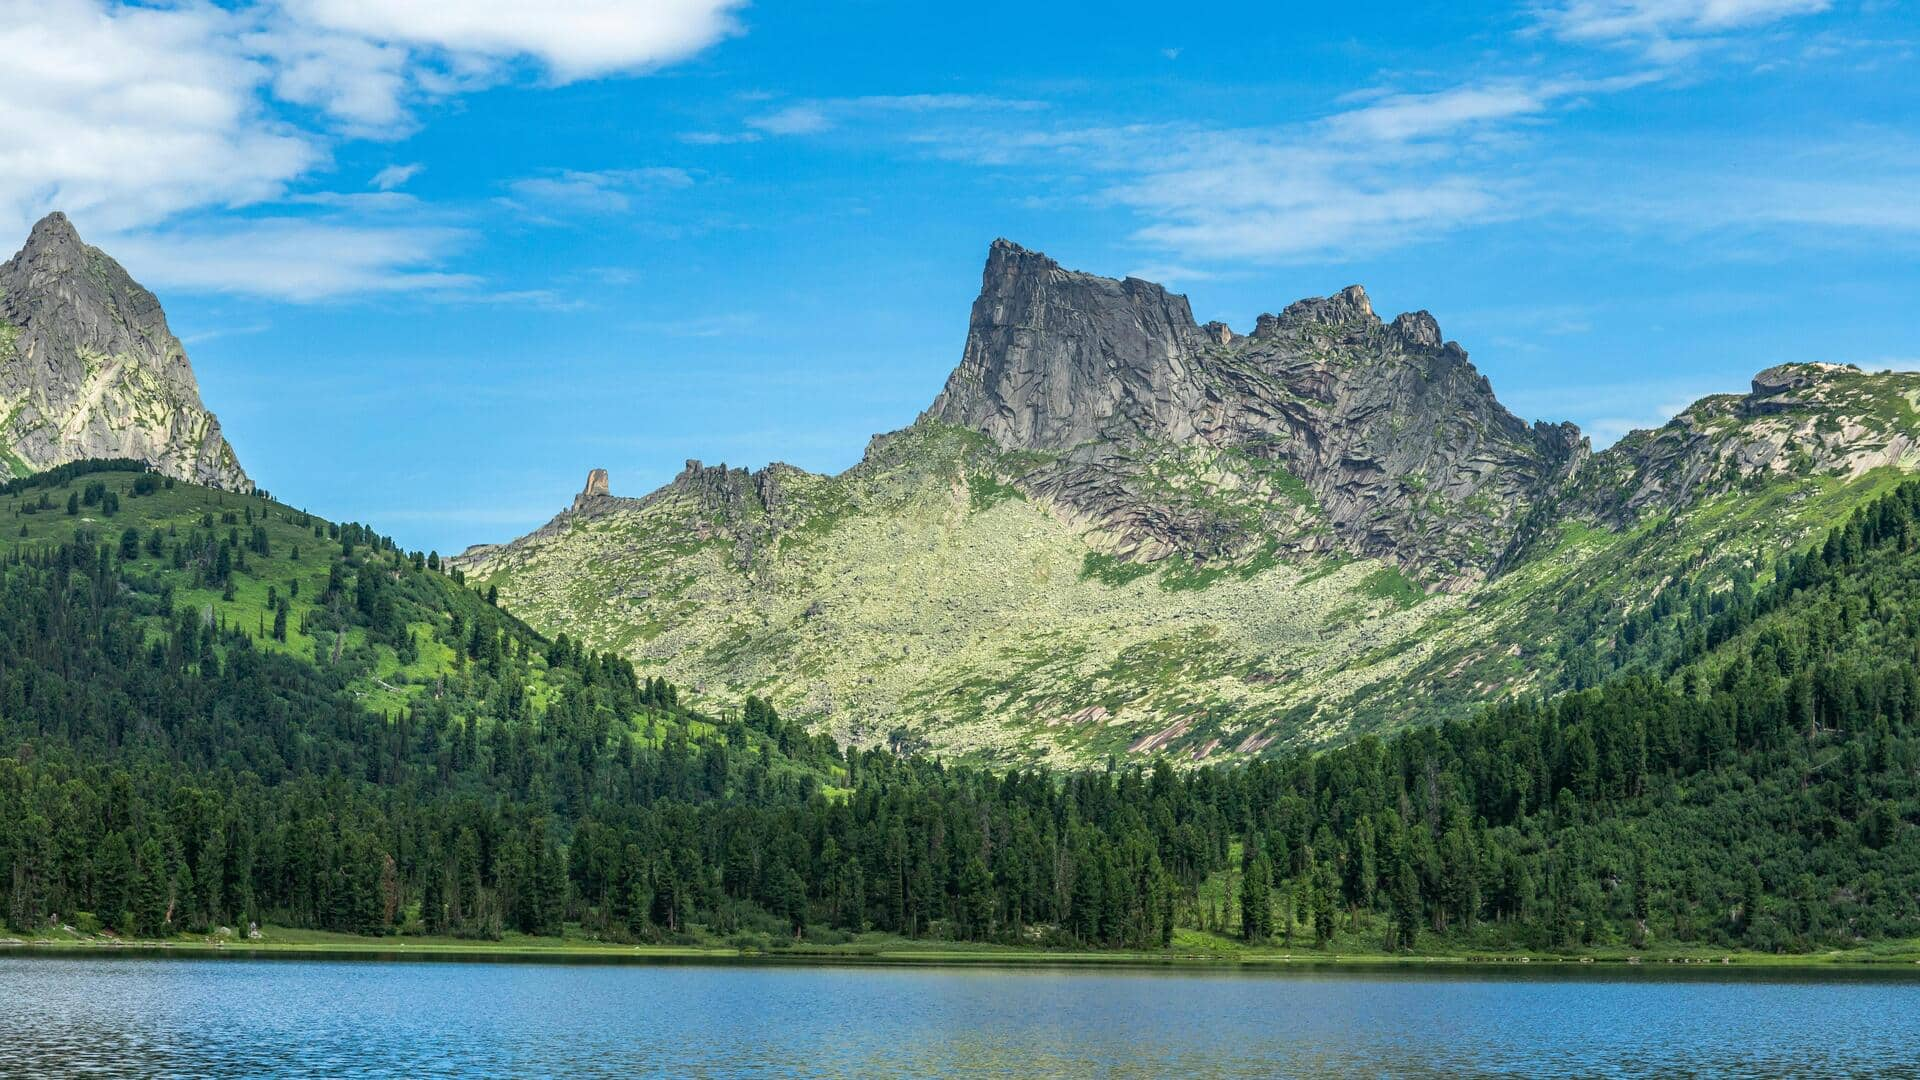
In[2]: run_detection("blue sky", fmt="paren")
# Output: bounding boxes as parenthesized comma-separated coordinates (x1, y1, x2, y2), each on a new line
(3, 0, 1916, 554)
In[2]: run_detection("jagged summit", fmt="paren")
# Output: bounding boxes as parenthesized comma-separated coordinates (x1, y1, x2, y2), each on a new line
(22, 210, 85, 257)
(929, 240, 1583, 587)
(0, 212, 250, 489)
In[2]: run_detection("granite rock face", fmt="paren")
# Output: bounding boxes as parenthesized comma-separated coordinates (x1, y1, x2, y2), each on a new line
(0, 213, 250, 489)
(928, 240, 1586, 588)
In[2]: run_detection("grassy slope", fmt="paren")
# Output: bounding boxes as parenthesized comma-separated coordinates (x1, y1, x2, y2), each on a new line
(465, 369, 1920, 765)
(4, 468, 623, 732)
(465, 423, 1453, 767)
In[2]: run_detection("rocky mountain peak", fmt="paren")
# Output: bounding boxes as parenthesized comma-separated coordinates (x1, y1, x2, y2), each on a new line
(926, 241, 1583, 587)
(0, 212, 250, 489)
(20, 211, 85, 261)
(929, 239, 1208, 451)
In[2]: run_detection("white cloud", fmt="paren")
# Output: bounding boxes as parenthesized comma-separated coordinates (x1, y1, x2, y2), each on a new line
(1327, 83, 1553, 142)
(1125, 264, 1220, 285)
(1588, 135, 1920, 242)
(1541, 0, 1830, 52)
(845, 94, 1048, 113)
(1735, 178, 1920, 230)
(0, 0, 740, 297)
(251, 19, 413, 134)
(1505, 380, 1724, 446)
(1117, 146, 1511, 261)
(0, 0, 317, 240)
(370, 163, 424, 190)
(105, 218, 477, 301)
(285, 0, 745, 81)
(630, 311, 760, 338)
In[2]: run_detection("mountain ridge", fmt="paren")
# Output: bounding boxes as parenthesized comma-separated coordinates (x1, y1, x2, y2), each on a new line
(454, 241, 1920, 764)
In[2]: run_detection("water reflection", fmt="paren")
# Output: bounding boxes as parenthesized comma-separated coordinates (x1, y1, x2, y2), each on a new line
(4, 956, 1920, 1077)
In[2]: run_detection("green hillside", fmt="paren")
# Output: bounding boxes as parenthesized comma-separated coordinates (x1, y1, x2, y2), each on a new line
(0, 460, 818, 776)
(6, 461, 1920, 960)
(459, 364, 1920, 767)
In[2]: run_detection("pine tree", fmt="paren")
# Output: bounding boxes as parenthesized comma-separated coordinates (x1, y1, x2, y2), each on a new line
(1241, 844, 1272, 943)
(134, 837, 169, 937)
(95, 831, 135, 932)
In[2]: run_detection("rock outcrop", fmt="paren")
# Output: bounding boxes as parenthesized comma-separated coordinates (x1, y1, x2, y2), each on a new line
(1576, 362, 1915, 525)
(573, 468, 611, 510)
(928, 240, 1586, 588)
(0, 212, 250, 489)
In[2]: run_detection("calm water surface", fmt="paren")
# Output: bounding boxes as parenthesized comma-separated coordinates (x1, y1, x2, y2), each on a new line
(3, 955, 1919, 1077)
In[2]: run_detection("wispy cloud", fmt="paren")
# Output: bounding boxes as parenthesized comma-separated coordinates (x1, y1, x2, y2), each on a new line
(679, 130, 763, 145)
(179, 321, 274, 345)
(442, 288, 593, 312)
(1538, 0, 1831, 57)
(1504, 377, 1731, 445)
(887, 14, 1865, 269)
(736, 93, 1048, 139)
(746, 104, 832, 135)
(912, 76, 1571, 264)
(105, 218, 477, 302)
(502, 167, 696, 217)
(370, 162, 423, 190)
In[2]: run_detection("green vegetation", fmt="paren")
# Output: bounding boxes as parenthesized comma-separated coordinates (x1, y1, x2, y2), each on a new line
(7, 461, 1920, 962)
(966, 473, 1024, 511)
(1358, 565, 1424, 608)
(1080, 551, 1155, 586)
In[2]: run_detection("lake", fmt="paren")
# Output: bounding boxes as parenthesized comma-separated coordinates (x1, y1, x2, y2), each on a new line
(4, 955, 1920, 1076)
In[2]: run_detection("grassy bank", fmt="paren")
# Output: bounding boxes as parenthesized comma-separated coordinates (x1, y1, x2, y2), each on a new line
(8, 924, 1920, 971)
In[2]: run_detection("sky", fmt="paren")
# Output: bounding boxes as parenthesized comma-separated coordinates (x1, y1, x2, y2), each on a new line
(1, 0, 1916, 554)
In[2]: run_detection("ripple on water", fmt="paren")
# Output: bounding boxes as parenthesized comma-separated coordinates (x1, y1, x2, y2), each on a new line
(5, 957, 1920, 1077)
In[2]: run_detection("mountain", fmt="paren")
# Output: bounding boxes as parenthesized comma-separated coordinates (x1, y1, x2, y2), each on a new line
(928, 241, 1584, 588)
(0, 213, 249, 490)
(454, 242, 1920, 765)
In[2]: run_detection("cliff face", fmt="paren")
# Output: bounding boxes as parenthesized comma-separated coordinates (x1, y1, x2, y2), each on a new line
(929, 240, 1586, 588)
(0, 213, 250, 490)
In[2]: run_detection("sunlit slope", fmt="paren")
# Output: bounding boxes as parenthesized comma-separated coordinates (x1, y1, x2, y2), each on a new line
(461, 363, 1920, 766)
(5, 461, 547, 718)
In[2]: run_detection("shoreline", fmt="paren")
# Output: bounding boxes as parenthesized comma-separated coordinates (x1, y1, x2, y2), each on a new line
(8, 934, 1920, 976)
